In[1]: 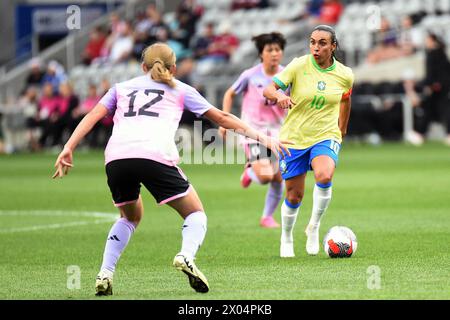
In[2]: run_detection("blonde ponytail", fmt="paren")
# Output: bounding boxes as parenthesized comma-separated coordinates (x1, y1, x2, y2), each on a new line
(142, 43, 176, 88)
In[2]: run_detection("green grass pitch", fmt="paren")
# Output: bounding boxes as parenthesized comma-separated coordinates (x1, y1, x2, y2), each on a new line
(0, 143, 449, 300)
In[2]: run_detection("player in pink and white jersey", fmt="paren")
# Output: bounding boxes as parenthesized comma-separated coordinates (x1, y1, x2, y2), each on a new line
(52, 43, 291, 295)
(219, 32, 288, 228)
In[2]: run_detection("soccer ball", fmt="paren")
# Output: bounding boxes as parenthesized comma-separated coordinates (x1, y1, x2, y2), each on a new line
(323, 226, 357, 258)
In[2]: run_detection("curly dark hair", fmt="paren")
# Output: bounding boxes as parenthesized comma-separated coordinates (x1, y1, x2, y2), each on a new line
(251, 32, 287, 56)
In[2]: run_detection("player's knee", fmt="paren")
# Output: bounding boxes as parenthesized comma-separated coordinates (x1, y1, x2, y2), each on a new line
(286, 195, 302, 205)
(314, 170, 333, 184)
(286, 189, 303, 204)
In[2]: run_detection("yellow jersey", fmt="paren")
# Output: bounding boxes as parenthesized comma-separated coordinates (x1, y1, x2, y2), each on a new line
(273, 54, 354, 149)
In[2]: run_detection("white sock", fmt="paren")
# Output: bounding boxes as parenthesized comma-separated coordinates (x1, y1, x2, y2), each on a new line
(180, 211, 207, 259)
(100, 217, 136, 273)
(308, 183, 332, 228)
(281, 199, 300, 243)
(246, 167, 262, 184)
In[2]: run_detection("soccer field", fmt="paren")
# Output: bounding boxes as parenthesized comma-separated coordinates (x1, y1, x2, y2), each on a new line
(0, 143, 449, 300)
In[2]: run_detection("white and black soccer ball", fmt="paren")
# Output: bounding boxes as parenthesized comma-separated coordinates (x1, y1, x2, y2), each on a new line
(323, 226, 357, 258)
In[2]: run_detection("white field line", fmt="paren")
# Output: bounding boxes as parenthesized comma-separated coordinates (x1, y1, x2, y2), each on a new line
(0, 210, 117, 234)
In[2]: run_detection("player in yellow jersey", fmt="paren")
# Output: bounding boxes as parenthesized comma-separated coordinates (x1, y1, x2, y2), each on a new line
(263, 25, 354, 257)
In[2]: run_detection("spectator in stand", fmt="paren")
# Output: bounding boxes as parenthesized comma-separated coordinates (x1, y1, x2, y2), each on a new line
(194, 21, 239, 75)
(85, 84, 101, 111)
(25, 58, 45, 88)
(41, 60, 67, 95)
(20, 86, 41, 151)
(132, 7, 158, 62)
(95, 13, 126, 64)
(313, 0, 343, 25)
(56, 82, 79, 145)
(423, 32, 450, 146)
(133, 3, 169, 61)
(398, 15, 424, 55)
(192, 22, 215, 60)
(108, 12, 122, 36)
(154, 26, 191, 61)
(307, 0, 324, 19)
(173, 0, 204, 48)
(279, 0, 324, 24)
(38, 82, 62, 147)
(73, 83, 104, 148)
(141, 24, 195, 93)
(231, 0, 269, 10)
(147, 8, 171, 45)
(366, 17, 402, 64)
(206, 21, 239, 62)
(177, 0, 204, 18)
(132, 28, 152, 62)
(108, 21, 134, 64)
(171, 10, 194, 49)
(71, 83, 98, 130)
(135, 5, 156, 34)
(82, 27, 107, 65)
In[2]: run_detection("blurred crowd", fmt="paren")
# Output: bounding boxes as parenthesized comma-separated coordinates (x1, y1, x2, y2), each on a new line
(2, 59, 114, 153)
(283, 0, 344, 25)
(1, 0, 450, 153)
(1, 0, 271, 153)
(366, 13, 426, 64)
(350, 31, 450, 146)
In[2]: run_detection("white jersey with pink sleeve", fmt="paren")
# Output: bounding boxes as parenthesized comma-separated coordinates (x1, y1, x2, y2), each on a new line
(231, 63, 287, 142)
(99, 75, 213, 166)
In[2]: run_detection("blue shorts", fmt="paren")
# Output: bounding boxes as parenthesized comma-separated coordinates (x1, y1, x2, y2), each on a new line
(279, 140, 341, 180)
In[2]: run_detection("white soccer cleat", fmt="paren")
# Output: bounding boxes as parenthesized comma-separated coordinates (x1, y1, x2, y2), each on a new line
(280, 240, 295, 258)
(173, 254, 209, 293)
(95, 269, 113, 296)
(305, 224, 320, 255)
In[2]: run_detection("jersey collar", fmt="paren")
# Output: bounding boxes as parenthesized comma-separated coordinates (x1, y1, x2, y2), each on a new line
(310, 54, 336, 72)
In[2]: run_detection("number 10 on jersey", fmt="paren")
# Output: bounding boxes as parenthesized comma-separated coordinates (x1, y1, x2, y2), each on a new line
(310, 95, 326, 110)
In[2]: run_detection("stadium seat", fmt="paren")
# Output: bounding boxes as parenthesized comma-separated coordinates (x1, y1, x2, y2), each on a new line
(230, 40, 255, 65)
(438, 0, 450, 13)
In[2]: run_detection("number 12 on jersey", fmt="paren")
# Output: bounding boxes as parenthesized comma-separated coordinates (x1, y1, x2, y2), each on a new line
(124, 89, 164, 117)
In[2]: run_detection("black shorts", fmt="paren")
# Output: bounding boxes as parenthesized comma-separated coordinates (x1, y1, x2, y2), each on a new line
(105, 159, 190, 206)
(244, 143, 277, 163)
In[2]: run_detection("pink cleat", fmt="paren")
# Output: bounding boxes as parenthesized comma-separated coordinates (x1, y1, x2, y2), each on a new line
(260, 216, 281, 228)
(240, 167, 252, 188)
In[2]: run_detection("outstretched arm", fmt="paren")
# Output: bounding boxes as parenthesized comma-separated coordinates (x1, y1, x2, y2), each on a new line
(52, 104, 109, 178)
(203, 107, 291, 157)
